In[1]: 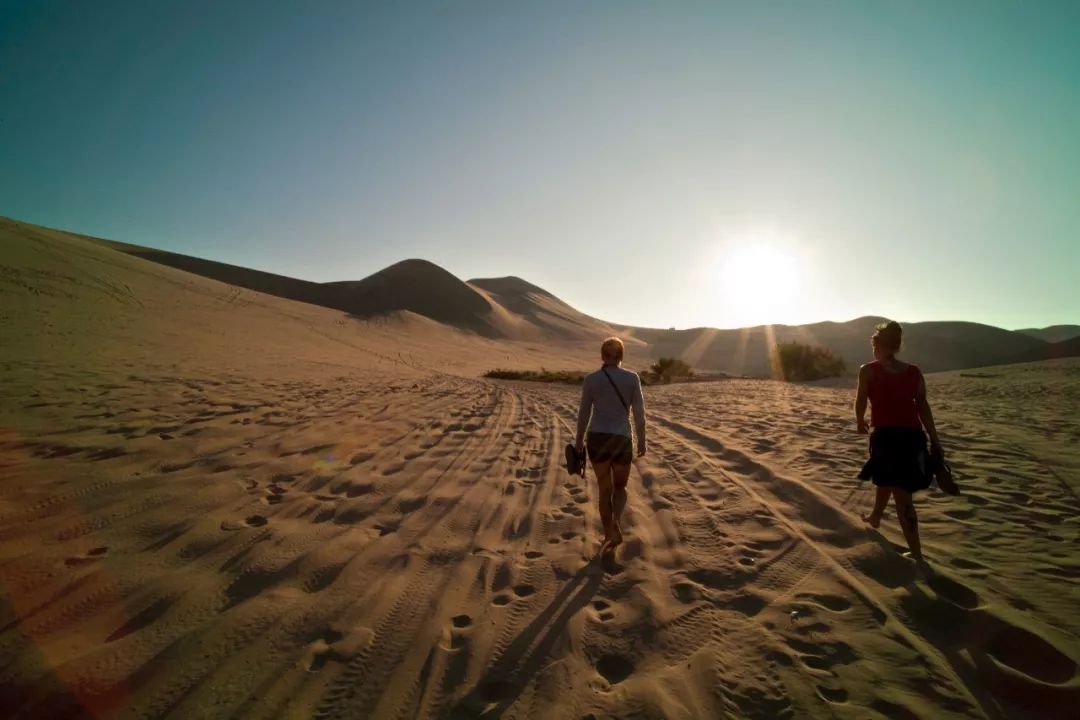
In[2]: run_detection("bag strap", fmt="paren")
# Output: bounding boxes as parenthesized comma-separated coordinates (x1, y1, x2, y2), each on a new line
(601, 367, 629, 412)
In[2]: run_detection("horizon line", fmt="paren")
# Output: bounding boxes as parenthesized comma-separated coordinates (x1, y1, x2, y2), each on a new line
(4, 213, 1072, 334)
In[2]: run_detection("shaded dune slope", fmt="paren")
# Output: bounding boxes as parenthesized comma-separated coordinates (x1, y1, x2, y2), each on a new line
(325, 260, 494, 334)
(1017, 325, 1080, 343)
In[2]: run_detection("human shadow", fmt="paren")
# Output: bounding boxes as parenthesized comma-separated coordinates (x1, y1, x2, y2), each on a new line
(449, 554, 606, 719)
(857, 531, 1068, 720)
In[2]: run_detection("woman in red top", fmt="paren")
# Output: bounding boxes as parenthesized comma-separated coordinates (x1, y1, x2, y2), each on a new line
(854, 321, 945, 562)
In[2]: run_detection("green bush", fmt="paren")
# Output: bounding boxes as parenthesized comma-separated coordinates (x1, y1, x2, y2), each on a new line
(775, 342, 846, 381)
(484, 369, 585, 385)
(645, 357, 694, 385)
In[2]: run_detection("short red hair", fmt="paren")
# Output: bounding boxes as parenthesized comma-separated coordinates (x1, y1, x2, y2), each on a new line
(601, 337, 624, 364)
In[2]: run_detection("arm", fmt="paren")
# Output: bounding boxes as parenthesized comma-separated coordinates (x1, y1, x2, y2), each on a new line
(915, 372, 941, 448)
(855, 364, 870, 434)
(632, 374, 646, 455)
(575, 380, 592, 451)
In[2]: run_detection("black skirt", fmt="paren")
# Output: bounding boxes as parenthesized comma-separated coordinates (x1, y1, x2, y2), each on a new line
(858, 427, 931, 493)
(587, 431, 633, 465)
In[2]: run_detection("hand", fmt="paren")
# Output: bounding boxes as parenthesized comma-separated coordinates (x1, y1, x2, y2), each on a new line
(857, 419, 869, 435)
(575, 441, 585, 456)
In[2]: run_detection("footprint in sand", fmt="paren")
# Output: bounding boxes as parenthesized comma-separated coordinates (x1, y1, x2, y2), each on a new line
(307, 629, 346, 671)
(795, 592, 853, 613)
(524, 550, 544, 560)
(375, 520, 400, 536)
(949, 556, 989, 571)
(448, 615, 473, 649)
(817, 686, 848, 703)
(65, 546, 108, 566)
(925, 573, 981, 609)
(591, 599, 615, 622)
(349, 452, 375, 466)
(594, 654, 635, 685)
(672, 580, 704, 603)
(491, 593, 512, 606)
(512, 583, 536, 598)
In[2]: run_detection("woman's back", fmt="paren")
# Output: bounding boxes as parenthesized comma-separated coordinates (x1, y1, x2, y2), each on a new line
(579, 365, 645, 440)
(867, 360, 921, 429)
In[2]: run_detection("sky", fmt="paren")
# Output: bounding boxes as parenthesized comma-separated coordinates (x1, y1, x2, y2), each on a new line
(1, 1, 1078, 330)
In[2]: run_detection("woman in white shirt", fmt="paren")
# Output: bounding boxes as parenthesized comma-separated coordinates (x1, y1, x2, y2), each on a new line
(575, 337, 647, 550)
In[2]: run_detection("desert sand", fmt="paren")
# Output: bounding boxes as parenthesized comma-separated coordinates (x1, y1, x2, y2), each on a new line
(1, 218, 1078, 719)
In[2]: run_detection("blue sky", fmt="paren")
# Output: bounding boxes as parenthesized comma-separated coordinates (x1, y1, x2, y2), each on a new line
(2, 1, 1077, 329)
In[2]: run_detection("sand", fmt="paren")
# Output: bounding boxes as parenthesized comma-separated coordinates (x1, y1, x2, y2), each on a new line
(1, 219, 1078, 718)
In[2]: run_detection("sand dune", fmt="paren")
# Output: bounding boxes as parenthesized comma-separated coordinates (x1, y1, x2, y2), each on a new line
(2, 219, 1079, 718)
(1016, 325, 1080, 344)
(28, 218, 1072, 375)
(468, 277, 621, 341)
(81, 226, 615, 342)
(620, 317, 1070, 377)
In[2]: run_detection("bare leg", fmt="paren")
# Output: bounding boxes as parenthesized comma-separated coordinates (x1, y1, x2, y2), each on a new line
(592, 460, 614, 543)
(892, 489, 923, 561)
(863, 486, 891, 528)
(609, 462, 631, 546)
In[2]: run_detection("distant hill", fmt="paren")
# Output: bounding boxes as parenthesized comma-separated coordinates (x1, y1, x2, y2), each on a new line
(617, 316, 1055, 376)
(1016, 325, 1080, 343)
(9, 216, 1078, 375)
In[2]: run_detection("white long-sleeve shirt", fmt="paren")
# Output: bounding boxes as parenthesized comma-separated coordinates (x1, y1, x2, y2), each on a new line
(575, 365, 646, 450)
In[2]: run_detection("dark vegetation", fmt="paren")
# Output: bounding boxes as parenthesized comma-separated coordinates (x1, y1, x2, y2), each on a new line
(644, 357, 694, 385)
(775, 342, 846, 381)
(484, 369, 585, 384)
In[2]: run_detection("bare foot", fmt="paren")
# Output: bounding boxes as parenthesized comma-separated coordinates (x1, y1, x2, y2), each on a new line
(862, 513, 881, 529)
(609, 524, 623, 547)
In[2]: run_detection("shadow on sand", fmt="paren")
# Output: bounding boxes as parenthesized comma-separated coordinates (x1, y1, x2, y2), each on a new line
(449, 552, 611, 719)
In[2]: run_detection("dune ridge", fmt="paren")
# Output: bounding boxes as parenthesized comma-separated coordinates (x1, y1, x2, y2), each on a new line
(17, 216, 1072, 376)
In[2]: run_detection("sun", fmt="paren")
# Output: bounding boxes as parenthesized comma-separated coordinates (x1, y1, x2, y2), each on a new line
(714, 228, 804, 326)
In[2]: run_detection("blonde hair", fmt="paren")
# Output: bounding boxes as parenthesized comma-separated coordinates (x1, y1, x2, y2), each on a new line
(872, 321, 903, 356)
(601, 337, 625, 364)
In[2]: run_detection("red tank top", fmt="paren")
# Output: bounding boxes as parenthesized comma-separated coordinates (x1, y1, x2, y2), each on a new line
(868, 361, 922, 429)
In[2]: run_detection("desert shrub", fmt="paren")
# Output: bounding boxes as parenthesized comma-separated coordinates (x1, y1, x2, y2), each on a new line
(645, 357, 694, 385)
(484, 369, 585, 385)
(775, 342, 846, 381)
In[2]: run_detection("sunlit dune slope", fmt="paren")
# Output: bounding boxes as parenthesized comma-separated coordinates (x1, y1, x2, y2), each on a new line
(468, 276, 627, 342)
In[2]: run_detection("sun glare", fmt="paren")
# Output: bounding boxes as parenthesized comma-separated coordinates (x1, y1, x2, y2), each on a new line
(714, 228, 805, 327)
